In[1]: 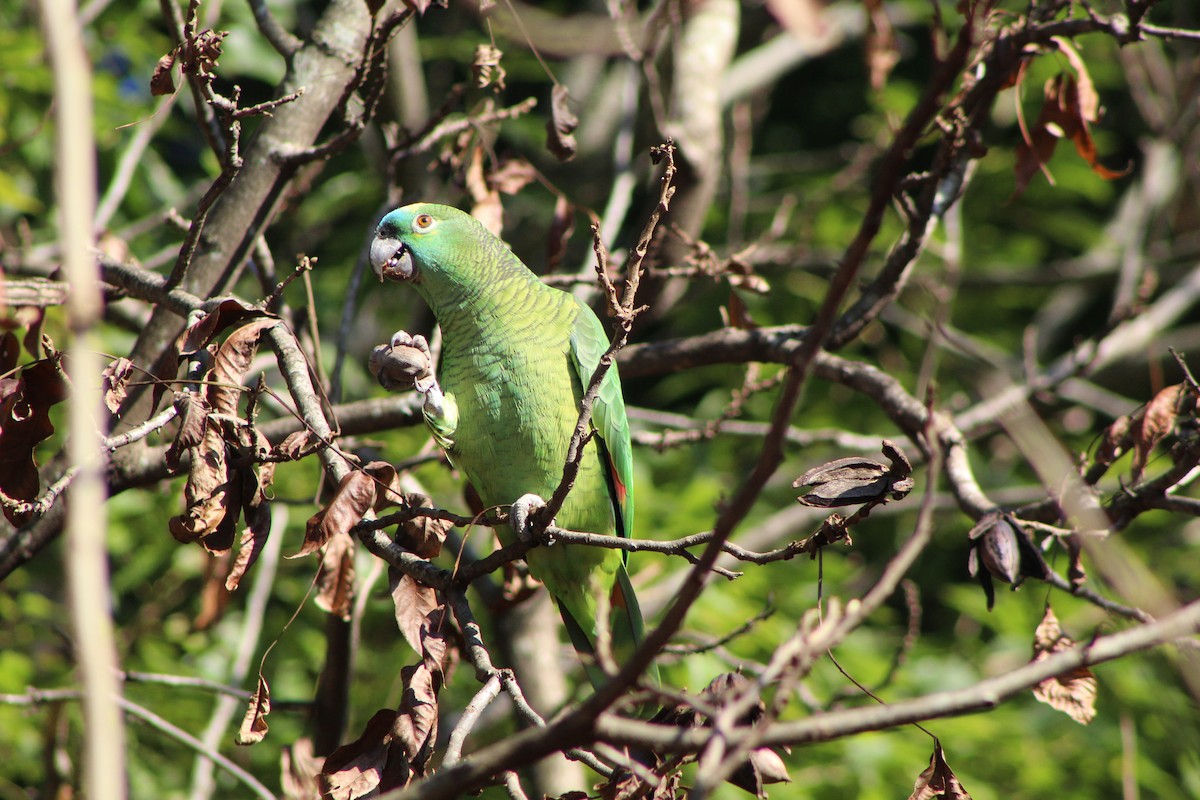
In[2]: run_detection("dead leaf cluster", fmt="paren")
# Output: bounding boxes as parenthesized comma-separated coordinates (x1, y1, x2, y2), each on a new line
(151, 28, 230, 96)
(317, 488, 457, 799)
(640, 672, 790, 799)
(1013, 37, 1130, 197)
(164, 301, 284, 593)
(1095, 382, 1198, 482)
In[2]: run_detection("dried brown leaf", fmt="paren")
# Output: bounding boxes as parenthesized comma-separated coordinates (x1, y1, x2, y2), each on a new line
(396, 491, 450, 557)
(1130, 383, 1183, 481)
(167, 392, 209, 468)
(864, 0, 899, 91)
(471, 43, 506, 90)
(0, 358, 69, 525)
(179, 299, 275, 357)
(1050, 36, 1098, 122)
(1095, 413, 1132, 467)
(1031, 606, 1097, 724)
(297, 470, 378, 557)
(226, 463, 273, 591)
(101, 357, 135, 414)
(316, 532, 356, 620)
(466, 146, 503, 237)
(909, 740, 972, 800)
(389, 661, 441, 785)
(281, 738, 323, 800)
(1013, 76, 1071, 196)
(320, 709, 398, 800)
(545, 84, 578, 162)
(488, 158, 537, 195)
(389, 572, 441, 658)
(599, 769, 681, 800)
(720, 291, 758, 330)
(169, 418, 233, 544)
(209, 318, 279, 416)
(364, 460, 406, 512)
(235, 675, 271, 745)
(275, 429, 315, 460)
(194, 552, 232, 630)
(150, 50, 177, 95)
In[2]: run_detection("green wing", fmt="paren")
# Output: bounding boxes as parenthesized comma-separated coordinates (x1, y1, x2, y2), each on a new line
(567, 296, 656, 688)
(567, 297, 634, 544)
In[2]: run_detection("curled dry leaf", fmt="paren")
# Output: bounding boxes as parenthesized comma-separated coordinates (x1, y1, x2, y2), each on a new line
(227, 441, 274, 592)
(397, 491, 451, 557)
(471, 43, 506, 90)
(1030, 606, 1097, 724)
(280, 738, 323, 800)
(169, 314, 280, 558)
(1130, 383, 1187, 481)
(1095, 383, 1195, 480)
(298, 470, 378, 556)
(794, 439, 913, 508)
(208, 318, 279, 416)
(0, 352, 69, 525)
(967, 511, 1051, 611)
(1094, 413, 1132, 467)
(598, 769, 681, 800)
(168, 416, 232, 545)
(101, 357, 135, 414)
(390, 569, 440, 659)
(166, 392, 208, 468)
(466, 145, 503, 237)
(235, 674, 271, 745)
(909, 740, 972, 800)
(720, 291, 758, 330)
(150, 50, 177, 95)
(863, 0, 899, 91)
(179, 299, 277, 358)
(1013, 71, 1130, 198)
(320, 709, 399, 800)
(316, 532, 356, 620)
(274, 429, 315, 460)
(546, 83, 579, 162)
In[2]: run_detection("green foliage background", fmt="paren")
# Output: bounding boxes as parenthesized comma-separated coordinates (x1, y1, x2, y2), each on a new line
(2, 0, 1198, 797)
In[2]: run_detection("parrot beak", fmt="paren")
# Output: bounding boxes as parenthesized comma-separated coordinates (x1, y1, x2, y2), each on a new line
(370, 235, 416, 282)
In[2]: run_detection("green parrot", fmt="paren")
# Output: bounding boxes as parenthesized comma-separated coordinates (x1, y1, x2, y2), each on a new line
(368, 202, 652, 687)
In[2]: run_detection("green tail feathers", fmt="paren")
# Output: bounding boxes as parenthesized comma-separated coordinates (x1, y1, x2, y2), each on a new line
(558, 565, 660, 690)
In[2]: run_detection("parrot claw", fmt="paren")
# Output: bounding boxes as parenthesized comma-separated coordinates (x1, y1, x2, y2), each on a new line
(389, 330, 429, 353)
(511, 493, 549, 544)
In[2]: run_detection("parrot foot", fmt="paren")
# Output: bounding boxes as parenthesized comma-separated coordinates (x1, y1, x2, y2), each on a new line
(368, 330, 435, 393)
(369, 331, 448, 419)
(511, 493, 551, 544)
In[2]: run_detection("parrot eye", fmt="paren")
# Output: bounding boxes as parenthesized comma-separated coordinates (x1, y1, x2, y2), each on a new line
(414, 213, 435, 231)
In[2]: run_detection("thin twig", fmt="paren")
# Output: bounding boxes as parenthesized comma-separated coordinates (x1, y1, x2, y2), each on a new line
(118, 695, 276, 800)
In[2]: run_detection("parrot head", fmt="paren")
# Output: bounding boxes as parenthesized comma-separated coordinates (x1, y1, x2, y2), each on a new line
(370, 203, 478, 284)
